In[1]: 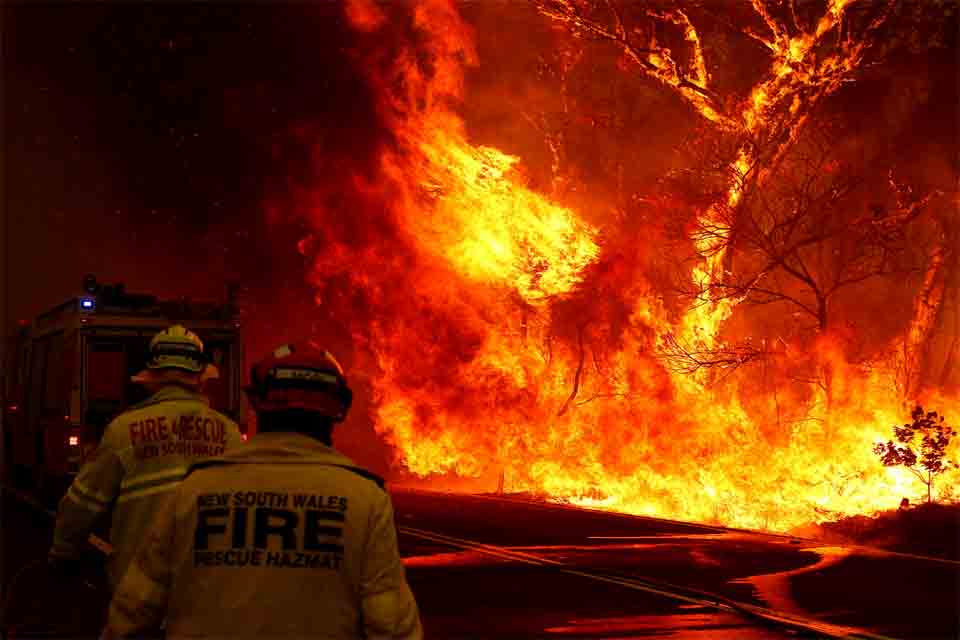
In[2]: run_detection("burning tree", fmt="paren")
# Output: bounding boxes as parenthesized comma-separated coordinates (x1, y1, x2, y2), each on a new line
(895, 193, 958, 401)
(873, 406, 958, 504)
(663, 118, 941, 404)
(535, 0, 956, 399)
(687, 125, 932, 335)
(281, 0, 959, 532)
(531, 1, 935, 302)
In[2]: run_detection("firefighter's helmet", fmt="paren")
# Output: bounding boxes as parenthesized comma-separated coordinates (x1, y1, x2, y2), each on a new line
(147, 324, 206, 373)
(246, 343, 353, 422)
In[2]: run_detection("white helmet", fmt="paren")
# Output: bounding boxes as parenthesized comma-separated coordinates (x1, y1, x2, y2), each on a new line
(146, 324, 206, 373)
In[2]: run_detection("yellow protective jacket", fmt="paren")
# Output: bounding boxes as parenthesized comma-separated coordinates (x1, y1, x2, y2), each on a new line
(106, 431, 422, 640)
(50, 386, 243, 587)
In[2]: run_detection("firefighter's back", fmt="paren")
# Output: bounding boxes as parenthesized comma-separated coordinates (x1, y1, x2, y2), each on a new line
(106, 386, 243, 585)
(161, 433, 402, 638)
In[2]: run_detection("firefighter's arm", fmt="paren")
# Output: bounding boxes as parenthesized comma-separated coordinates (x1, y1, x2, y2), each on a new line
(103, 492, 177, 638)
(49, 427, 125, 562)
(360, 492, 423, 640)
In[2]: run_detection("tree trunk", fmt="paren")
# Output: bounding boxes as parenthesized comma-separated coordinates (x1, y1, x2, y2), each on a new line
(939, 300, 958, 387)
(816, 294, 834, 416)
(557, 324, 587, 416)
(937, 233, 959, 387)
(816, 293, 829, 333)
(901, 239, 949, 401)
(520, 307, 528, 346)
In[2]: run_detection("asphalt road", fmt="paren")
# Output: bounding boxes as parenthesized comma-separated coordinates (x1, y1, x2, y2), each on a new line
(2, 488, 957, 639)
(391, 490, 959, 640)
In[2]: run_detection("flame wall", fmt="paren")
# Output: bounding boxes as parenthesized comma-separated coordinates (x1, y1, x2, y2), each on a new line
(285, 0, 958, 531)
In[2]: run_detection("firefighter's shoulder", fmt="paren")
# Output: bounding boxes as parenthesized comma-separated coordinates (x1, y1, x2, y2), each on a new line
(316, 448, 386, 490)
(185, 456, 384, 490)
(325, 463, 385, 490)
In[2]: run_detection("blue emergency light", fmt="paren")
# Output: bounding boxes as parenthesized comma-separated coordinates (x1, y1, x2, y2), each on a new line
(80, 297, 96, 312)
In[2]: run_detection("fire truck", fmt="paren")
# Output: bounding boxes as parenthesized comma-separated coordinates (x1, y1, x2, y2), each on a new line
(3, 276, 246, 495)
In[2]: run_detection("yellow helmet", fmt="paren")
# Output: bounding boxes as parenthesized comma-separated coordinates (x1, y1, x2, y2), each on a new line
(147, 324, 205, 373)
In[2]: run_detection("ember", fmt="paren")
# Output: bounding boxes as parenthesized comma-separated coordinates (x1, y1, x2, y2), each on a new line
(292, 0, 958, 531)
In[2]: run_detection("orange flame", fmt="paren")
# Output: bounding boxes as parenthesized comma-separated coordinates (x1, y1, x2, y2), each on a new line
(401, 139, 599, 305)
(295, 0, 960, 532)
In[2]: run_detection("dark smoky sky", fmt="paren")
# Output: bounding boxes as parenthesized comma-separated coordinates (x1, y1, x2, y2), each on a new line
(2, 2, 396, 470)
(3, 2, 382, 329)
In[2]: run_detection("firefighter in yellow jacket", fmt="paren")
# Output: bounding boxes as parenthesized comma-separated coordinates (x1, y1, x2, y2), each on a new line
(49, 325, 243, 588)
(104, 343, 422, 639)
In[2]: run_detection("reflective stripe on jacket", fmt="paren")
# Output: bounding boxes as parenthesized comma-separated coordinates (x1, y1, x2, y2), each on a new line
(50, 386, 243, 587)
(106, 431, 423, 640)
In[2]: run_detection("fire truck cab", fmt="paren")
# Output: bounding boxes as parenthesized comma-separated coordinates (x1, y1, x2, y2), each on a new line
(3, 277, 245, 495)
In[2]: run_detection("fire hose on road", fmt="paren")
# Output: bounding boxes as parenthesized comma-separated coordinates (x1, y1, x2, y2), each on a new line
(2, 485, 115, 555)
(2, 485, 114, 638)
(399, 524, 901, 640)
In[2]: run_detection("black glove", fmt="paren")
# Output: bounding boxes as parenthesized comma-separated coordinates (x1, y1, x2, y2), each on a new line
(47, 553, 84, 578)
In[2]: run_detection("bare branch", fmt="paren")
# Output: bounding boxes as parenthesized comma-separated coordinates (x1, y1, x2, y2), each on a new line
(826, 269, 888, 297)
(701, 280, 820, 321)
(749, 0, 786, 44)
(787, 0, 804, 36)
(602, 0, 627, 42)
(657, 333, 770, 375)
(531, 0, 733, 128)
(575, 391, 631, 407)
(557, 322, 588, 416)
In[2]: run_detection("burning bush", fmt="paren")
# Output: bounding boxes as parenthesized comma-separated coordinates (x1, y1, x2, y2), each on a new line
(874, 406, 959, 505)
(816, 502, 960, 561)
